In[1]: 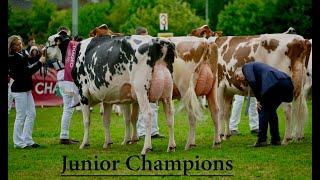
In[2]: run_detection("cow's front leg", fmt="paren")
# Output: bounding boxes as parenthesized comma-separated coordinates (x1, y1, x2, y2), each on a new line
(130, 103, 139, 144)
(121, 104, 132, 145)
(80, 104, 91, 149)
(102, 103, 113, 149)
(163, 98, 176, 152)
(282, 103, 292, 145)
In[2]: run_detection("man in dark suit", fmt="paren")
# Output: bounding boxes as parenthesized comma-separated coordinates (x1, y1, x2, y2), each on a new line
(235, 62, 294, 147)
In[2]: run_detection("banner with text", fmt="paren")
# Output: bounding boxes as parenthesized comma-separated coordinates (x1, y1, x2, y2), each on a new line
(32, 68, 63, 107)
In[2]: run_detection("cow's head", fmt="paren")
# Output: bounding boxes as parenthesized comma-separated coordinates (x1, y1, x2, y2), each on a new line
(45, 30, 71, 62)
(89, 24, 124, 37)
(190, 25, 215, 38)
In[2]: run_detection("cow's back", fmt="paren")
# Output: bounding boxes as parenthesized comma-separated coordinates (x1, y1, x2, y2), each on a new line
(212, 33, 310, 97)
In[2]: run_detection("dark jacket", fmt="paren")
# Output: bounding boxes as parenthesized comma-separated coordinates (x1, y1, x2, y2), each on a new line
(242, 62, 293, 102)
(8, 49, 43, 92)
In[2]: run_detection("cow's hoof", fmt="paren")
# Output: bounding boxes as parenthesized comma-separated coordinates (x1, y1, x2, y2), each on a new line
(295, 137, 304, 142)
(222, 136, 227, 140)
(281, 140, 289, 146)
(103, 142, 113, 149)
(167, 146, 176, 152)
(129, 139, 139, 144)
(141, 147, 153, 155)
(121, 140, 131, 145)
(185, 144, 196, 150)
(213, 142, 221, 149)
(220, 134, 224, 139)
(79, 143, 90, 149)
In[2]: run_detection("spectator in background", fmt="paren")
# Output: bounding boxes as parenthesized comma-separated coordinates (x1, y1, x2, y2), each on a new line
(8, 35, 46, 149)
(29, 46, 40, 58)
(135, 26, 165, 139)
(229, 95, 259, 135)
(135, 26, 148, 35)
(25, 36, 36, 54)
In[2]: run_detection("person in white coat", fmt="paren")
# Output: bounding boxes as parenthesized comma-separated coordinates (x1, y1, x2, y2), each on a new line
(229, 95, 259, 135)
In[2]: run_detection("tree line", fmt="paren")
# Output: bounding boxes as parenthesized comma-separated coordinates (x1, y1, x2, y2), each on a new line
(8, 0, 312, 44)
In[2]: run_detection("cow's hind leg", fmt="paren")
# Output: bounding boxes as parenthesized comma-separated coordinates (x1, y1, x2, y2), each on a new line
(80, 104, 91, 149)
(217, 88, 232, 140)
(185, 112, 197, 150)
(207, 85, 221, 148)
(130, 103, 139, 144)
(102, 103, 113, 149)
(163, 98, 176, 152)
(282, 103, 293, 145)
(136, 94, 152, 155)
(121, 104, 132, 145)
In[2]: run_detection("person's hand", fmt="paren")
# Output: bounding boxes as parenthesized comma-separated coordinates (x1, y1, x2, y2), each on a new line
(257, 101, 262, 111)
(39, 56, 46, 64)
(40, 46, 46, 56)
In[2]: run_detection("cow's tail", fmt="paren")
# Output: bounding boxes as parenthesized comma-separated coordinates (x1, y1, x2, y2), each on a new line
(291, 39, 311, 140)
(178, 47, 209, 121)
(291, 91, 308, 141)
(180, 71, 203, 121)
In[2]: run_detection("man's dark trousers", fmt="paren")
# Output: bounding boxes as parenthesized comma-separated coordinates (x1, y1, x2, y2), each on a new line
(257, 78, 294, 143)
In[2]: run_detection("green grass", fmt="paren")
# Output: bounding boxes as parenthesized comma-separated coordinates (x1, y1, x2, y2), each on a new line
(8, 100, 312, 179)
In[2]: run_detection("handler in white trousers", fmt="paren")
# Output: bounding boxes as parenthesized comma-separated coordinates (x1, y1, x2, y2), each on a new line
(137, 103, 164, 138)
(135, 27, 164, 139)
(57, 70, 79, 144)
(229, 95, 259, 135)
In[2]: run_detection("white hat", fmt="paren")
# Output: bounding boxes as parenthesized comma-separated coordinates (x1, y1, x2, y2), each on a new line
(29, 46, 39, 54)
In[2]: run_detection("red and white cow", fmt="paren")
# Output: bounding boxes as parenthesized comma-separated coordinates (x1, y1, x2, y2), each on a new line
(167, 36, 221, 149)
(190, 25, 311, 144)
(46, 33, 176, 155)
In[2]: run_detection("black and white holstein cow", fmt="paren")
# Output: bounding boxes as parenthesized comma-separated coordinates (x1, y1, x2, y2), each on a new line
(190, 25, 311, 144)
(46, 32, 176, 155)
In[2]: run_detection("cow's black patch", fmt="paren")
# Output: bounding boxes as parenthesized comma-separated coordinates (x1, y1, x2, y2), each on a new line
(134, 39, 142, 44)
(81, 36, 136, 89)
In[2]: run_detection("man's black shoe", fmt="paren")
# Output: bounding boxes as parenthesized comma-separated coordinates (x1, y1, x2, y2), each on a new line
(60, 139, 79, 145)
(22, 146, 32, 149)
(139, 134, 165, 139)
(151, 134, 165, 139)
(250, 129, 259, 134)
(230, 130, 240, 135)
(252, 141, 268, 147)
(30, 143, 40, 148)
(270, 141, 281, 146)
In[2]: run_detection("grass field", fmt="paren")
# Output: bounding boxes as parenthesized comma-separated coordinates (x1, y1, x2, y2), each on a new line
(8, 100, 312, 179)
